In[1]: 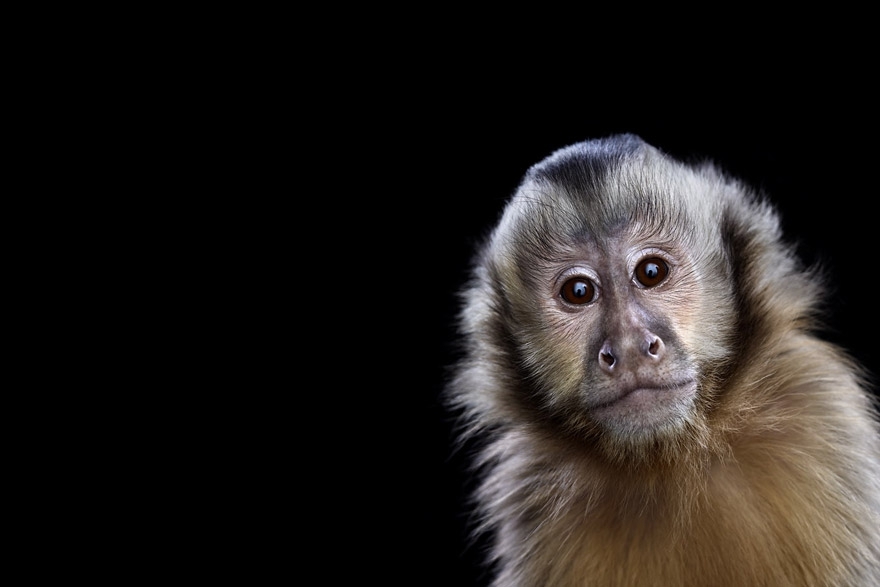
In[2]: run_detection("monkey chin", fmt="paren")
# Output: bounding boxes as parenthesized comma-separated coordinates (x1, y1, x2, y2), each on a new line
(587, 379, 699, 450)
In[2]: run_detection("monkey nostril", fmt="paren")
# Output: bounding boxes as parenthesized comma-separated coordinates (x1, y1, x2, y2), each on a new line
(647, 337, 664, 358)
(599, 341, 618, 372)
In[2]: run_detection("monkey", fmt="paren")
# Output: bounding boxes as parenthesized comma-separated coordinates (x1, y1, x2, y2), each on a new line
(445, 134, 880, 586)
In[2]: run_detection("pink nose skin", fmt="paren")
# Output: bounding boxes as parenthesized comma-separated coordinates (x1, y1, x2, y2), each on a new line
(598, 334, 665, 374)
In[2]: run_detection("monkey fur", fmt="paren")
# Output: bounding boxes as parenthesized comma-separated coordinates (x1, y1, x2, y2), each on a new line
(446, 134, 880, 586)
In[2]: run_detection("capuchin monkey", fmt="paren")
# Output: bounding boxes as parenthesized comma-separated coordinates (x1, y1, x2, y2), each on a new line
(446, 134, 880, 586)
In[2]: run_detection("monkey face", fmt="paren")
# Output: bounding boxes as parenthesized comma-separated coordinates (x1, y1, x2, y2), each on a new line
(546, 232, 701, 444)
(496, 221, 705, 447)
(483, 150, 736, 452)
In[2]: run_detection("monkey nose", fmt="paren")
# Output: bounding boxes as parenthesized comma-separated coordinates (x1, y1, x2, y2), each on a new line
(598, 334, 665, 373)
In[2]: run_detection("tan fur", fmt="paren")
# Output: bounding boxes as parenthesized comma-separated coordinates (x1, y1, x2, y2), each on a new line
(447, 134, 880, 586)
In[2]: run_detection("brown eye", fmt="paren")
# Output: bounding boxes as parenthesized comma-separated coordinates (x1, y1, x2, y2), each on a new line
(635, 256, 669, 287)
(560, 277, 596, 304)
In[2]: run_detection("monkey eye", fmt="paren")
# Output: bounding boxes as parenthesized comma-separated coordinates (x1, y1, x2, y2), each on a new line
(560, 277, 597, 304)
(634, 256, 669, 288)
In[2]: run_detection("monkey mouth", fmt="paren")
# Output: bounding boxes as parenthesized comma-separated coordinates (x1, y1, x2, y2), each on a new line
(590, 379, 698, 413)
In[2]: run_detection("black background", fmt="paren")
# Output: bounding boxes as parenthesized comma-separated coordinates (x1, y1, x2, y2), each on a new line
(355, 113, 877, 586)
